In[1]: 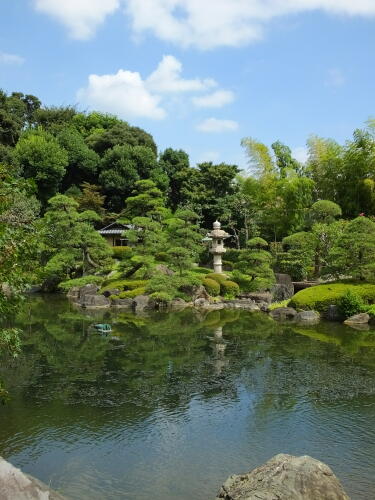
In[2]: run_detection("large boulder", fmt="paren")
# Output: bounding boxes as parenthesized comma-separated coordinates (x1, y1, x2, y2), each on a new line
(110, 298, 134, 308)
(215, 454, 350, 500)
(272, 274, 294, 301)
(295, 310, 320, 324)
(133, 294, 156, 312)
(79, 294, 110, 309)
(269, 307, 297, 321)
(344, 313, 370, 325)
(0, 456, 66, 499)
(78, 283, 99, 297)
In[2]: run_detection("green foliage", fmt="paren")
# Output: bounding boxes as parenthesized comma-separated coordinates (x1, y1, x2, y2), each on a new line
(147, 272, 201, 300)
(205, 273, 229, 284)
(101, 279, 147, 293)
(328, 217, 375, 281)
(16, 128, 68, 204)
(337, 290, 364, 318)
(220, 280, 240, 298)
(233, 242, 275, 292)
(310, 200, 342, 223)
(112, 246, 133, 260)
(0, 328, 21, 357)
(203, 278, 220, 296)
(290, 282, 375, 312)
(118, 287, 147, 298)
(149, 291, 174, 303)
(39, 194, 113, 289)
(58, 275, 104, 291)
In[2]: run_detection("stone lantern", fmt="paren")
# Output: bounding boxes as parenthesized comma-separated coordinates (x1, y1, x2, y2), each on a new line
(207, 220, 230, 273)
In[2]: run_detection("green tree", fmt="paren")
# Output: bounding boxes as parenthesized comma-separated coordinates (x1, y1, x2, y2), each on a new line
(233, 237, 275, 292)
(56, 127, 99, 189)
(39, 194, 112, 288)
(328, 216, 375, 281)
(16, 129, 69, 205)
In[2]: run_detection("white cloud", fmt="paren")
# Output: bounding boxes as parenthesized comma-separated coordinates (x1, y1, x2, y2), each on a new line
(77, 69, 166, 120)
(77, 55, 225, 120)
(0, 51, 24, 65)
(192, 90, 234, 108)
(292, 146, 308, 164)
(33, 0, 375, 47)
(124, 0, 375, 49)
(34, 0, 120, 40)
(326, 68, 345, 87)
(197, 118, 239, 133)
(146, 55, 216, 93)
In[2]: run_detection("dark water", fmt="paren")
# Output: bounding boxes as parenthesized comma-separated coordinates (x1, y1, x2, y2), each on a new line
(1, 296, 375, 499)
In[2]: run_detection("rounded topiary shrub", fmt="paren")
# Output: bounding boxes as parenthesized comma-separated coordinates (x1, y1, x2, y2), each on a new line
(203, 278, 220, 296)
(205, 273, 229, 285)
(220, 280, 240, 297)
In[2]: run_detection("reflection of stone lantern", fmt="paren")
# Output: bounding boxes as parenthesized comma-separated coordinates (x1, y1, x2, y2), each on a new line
(207, 220, 230, 273)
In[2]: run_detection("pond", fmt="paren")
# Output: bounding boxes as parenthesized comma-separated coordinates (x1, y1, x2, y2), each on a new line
(1, 295, 375, 499)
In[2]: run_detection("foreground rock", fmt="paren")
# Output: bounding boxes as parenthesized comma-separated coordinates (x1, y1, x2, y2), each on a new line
(0, 456, 66, 499)
(215, 454, 350, 500)
(344, 313, 370, 325)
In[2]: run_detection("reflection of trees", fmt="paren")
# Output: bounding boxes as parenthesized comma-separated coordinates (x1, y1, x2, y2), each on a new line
(1, 296, 375, 459)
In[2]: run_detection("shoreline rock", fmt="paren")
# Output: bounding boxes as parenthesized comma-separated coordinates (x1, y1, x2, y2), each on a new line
(215, 453, 350, 500)
(0, 456, 66, 499)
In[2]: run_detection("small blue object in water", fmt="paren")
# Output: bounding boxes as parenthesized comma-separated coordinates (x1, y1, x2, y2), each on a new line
(93, 323, 112, 333)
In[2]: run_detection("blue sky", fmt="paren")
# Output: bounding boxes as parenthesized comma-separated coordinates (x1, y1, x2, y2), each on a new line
(1, 0, 375, 169)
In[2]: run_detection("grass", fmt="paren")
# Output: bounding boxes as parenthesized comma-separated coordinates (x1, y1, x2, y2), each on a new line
(289, 282, 375, 312)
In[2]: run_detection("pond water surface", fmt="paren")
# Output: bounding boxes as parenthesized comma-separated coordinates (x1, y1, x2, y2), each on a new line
(1, 295, 375, 499)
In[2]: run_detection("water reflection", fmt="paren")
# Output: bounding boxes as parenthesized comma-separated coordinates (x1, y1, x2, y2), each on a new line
(0, 295, 375, 500)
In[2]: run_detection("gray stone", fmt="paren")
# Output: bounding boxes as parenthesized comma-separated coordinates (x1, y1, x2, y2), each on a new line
(0, 456, 66, 499)
(66, 286, 80, 299)
(133, 294, 156, 312)
(215, 453, 350, 500)
(240, 292, 272, 304)
(295, 310, 320, 323)
(344, 313, 370, 325)
(78, 283, 99, 297)
(102, 288, 120, 298)
(155, 264, 175, 276)
(324, 305, 342, 322)
(194, 298, 210, 308)
(169, 298, 188, 310)
(269, 307, 297, 320)
(79, 294, 110, 309)
(223, 299, 260, 311)
(272, 273, 294, 301)
(110, 298, 134, 308)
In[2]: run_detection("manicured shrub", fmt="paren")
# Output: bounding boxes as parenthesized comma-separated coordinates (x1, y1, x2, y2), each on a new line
(59, 275, 104, 291)
(112, 246, 133, 259)
(203, 278, 220, 296)
(150, 291, 173, 303)
(190, 267, 212, 274)
(119, 287, 146, 298)
(100, 278, 147, 293)
(289, 282, 375, 313)
(224, 249, 241, 263)
(205, 273, 229, 285)
(220, 280, 240, 297)
(337, 290, 364, 318)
